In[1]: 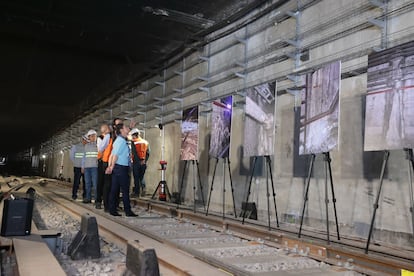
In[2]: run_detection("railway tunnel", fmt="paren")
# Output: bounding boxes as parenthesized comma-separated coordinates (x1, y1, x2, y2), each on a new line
(0, 0, 414, 275)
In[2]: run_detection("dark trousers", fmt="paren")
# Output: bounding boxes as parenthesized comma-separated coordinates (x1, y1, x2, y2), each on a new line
(109, 164, 131, 214)
(97, 160, 105, 203)
(73, 167, 86, 199)
(132, 162, 147, 194)
(99, 161, 112, 210)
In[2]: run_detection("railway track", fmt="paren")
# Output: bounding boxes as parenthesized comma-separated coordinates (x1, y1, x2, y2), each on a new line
(33, 179, 352, 276)
(7, 177, 414, 275)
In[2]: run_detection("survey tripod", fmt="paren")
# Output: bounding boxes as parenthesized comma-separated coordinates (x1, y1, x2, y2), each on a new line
(242, 155, 279, 230)
(365, 148, 414, 253)
(298, 152, 340, 244)
(177, 160, 206, 213)
(206, 157, 237, 219)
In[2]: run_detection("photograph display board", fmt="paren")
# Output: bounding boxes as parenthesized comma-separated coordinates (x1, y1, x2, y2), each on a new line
(299, 60, 341, 155)
(243, 82, 277, 157)
(180, 106, 199, 160)
(364, 41, 414, 151)
(209, 96, 233, 158)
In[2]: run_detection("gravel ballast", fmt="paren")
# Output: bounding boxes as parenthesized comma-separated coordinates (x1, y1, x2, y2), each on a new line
(32, 195, 126, 276)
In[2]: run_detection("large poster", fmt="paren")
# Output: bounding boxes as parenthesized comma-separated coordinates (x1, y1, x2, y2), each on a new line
(364, 41, 414, 151)
(209, 96, 232, 158)
(243, 82, 276, 157)
(180, 106, 199, 160)
(299, 60, 341, 155)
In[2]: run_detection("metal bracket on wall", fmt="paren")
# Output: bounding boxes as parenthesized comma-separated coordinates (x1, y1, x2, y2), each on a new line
(287, 74, 300, 83)
(368, 0, 388, 49)
(198, 56, 209, 62)
(235, 61, 247, 68)
(198, 86, 209, 93)
(369, 0, 386, 9)
(234, 72, 247, 79)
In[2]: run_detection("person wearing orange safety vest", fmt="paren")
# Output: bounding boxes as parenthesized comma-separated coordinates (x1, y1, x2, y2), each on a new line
(129, 128, 150, 197)
(96, 124, 112, 211)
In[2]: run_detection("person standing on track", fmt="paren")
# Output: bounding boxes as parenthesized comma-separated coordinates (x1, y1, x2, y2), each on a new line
(96, 124, 112, 210)
(106, 123, 137, 217)
(69, 135, 88, 200)
(82, 129, 98, 203)
(129, 128, 150, 197)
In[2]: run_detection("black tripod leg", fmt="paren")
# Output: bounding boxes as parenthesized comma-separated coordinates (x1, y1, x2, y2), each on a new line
(266, 157, 271, 231)
(405, 149, 414, 238)
(196, 160, 206, 210)
(266, 156, 279, 228)
(323, 153, 330, 244)
(365, 150, 390, 253)
(227, 158, 237, 218)
(325, 152, 340, 240)
(299, 154, 316, 238)
(222, 159, 226, 220)
(192, 161, 197, 213)
(151, 182, 159, 200)
(242, 156, 257, 224)
(177, 160, 188, 207)
(206, 158, 219, 216)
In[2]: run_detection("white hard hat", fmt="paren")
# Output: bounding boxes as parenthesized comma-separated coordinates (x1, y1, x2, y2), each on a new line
(86, 129, 97, 136)
(129, 128, 140, 136)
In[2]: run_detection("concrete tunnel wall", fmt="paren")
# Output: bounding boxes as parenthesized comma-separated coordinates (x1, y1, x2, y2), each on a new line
(39, 0, 414, 247)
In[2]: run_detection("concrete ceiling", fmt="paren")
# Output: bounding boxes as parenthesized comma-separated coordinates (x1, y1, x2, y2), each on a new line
(0, 0, 265, 154)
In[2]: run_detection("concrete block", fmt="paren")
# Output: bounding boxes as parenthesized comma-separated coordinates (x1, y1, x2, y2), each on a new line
(126, 241, 160, 276)
(67, 213, 100, 260)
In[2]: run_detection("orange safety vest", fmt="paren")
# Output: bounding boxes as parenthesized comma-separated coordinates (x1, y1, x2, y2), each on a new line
(132, 137, 149, 160)
(102, 138, 113, 163)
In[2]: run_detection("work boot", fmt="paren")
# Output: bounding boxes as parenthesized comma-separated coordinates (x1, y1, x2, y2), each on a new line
(83, 199, 91, 203)
(141, 187, 146, 197)
(95, 202, 102, 209)
(110, 212, 121, 216)
(125, 211, 138, 217)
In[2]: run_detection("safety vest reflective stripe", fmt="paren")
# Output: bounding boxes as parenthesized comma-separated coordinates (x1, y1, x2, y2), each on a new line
(74, 153, 84, 158)
(85, 152, 98, 156)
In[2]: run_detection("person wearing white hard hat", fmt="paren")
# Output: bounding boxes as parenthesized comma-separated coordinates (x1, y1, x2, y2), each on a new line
(69, 135, 88, 200)
(129, 128, 150, 197)
(82, 129, 98, 203)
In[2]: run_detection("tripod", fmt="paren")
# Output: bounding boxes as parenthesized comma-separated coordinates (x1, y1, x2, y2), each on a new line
(151, 161, 172, 201)
(151, 180, 172, 201)
(177, 160, 206, 213)
(242, 155, 279, 230)
(365, 149, 414, 253)
(298, 152, 340, 244)
(206, 157, 237, 219)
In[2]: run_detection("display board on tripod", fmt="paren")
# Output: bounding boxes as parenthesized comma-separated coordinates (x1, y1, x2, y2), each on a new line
(299, 60, 341, 155)
(180, 106, 199, 161)
(209, 96, 232, 158)
(243, 82, 277, 157)
(364, 40, 414, 151)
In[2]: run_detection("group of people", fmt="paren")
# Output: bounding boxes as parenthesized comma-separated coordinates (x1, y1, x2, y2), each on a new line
(69, 118, 150, 217)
